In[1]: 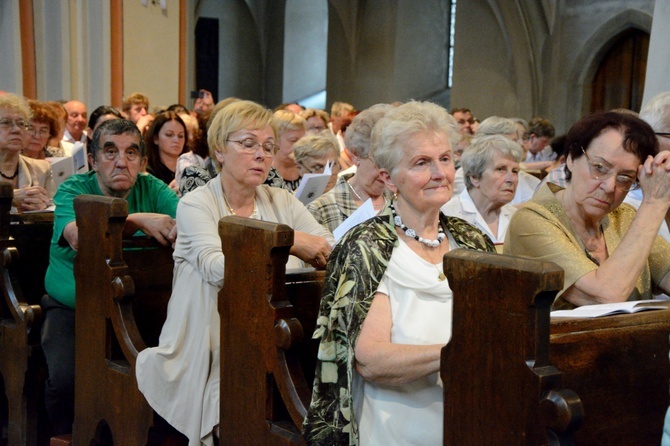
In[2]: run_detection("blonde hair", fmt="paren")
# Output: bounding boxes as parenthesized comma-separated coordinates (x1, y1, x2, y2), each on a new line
(273, 110, 307, 137)
(207, 100, 276, 170)
(293, 132, 339, 164)
(299, 108, 329, 124)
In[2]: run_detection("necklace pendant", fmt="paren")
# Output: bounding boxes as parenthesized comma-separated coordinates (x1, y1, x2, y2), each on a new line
(438, 272, 446, 282)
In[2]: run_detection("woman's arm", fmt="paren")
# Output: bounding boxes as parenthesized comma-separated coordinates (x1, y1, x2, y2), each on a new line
(354, 292, 443, 386)
(564, 153, 670, 305)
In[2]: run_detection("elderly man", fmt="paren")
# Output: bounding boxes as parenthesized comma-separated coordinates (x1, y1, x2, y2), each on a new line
(41, 118, 179, 435)
(61, 100, 88, 155)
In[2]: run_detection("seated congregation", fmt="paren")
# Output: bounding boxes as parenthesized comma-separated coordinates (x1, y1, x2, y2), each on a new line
(2, 87, 670, 446)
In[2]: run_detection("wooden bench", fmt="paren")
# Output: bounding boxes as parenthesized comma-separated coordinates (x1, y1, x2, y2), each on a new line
(218, 216, 325, 445)
(218, 217, 670, 445)
(0, 182, 53, 446)
(69, 195, 180, 445)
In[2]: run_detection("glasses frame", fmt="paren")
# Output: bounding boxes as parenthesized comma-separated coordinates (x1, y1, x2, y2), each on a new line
(0, 118, 30, 131)
(655, 132, 670, 139)
(226, 138, 279, 157)
(580, 146, 639, 192)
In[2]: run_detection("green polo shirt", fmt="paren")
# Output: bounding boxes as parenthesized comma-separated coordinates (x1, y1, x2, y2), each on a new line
(44, 171, 178, 308)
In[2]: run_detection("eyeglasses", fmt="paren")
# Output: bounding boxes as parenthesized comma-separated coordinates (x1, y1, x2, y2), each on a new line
(0, 118, 30, 131)
(655, 132, 670, 139)
(580, 146, 639, 191)
(27, 125, 50, 138)
(227, 138, 279, 157)
(299, 160, 341, 174)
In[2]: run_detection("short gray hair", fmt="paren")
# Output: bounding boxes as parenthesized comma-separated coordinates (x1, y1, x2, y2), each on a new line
(90, 119, 145, 159)
(0, 93, 32, 120)
(640, 92, 670, 133)
(344, 103, 393, 159)
(371, 100, 459, 175)
(476, 116, 517, 137)
(461, 134, 523, 190)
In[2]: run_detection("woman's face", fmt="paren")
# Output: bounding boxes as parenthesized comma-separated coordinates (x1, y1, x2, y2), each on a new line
(382, 130, 455, 212)
(0, 107, 28, 153)
(354, 155, 386, 197)
(470, 151, 519, 208)
(567, 128, 639, 219)
(276, 128, 305, 162)
(25, 119, 51, 155)
(298, 153, 342, 192)
(306, 116, 327, 134)
(154, 120, 186, 157)
(216, 125, 275, 188)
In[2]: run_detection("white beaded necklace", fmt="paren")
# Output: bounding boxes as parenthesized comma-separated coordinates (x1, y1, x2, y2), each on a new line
(390, 201, 445, 248)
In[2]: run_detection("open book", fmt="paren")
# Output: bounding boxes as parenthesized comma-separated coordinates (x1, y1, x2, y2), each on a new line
(551, 299, 667, 318)
(294, 160, 334, 205)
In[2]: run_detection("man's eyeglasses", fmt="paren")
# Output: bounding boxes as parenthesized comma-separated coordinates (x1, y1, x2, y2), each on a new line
(655, 132, 670, 139)
(227, 138, 278, 157)
(0, 118, 30, 131)
(580, 146, 639, 191)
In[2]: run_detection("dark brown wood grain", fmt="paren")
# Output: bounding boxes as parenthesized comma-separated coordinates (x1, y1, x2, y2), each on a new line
(0, 182, 52, 446)
(71, 195, 179, 445)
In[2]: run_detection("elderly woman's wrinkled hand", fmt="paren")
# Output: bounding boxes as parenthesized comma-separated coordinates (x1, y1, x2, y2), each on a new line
(291, 231, 333, 269)
(640, 151, 670, 204)
(14, 186, 50, 212)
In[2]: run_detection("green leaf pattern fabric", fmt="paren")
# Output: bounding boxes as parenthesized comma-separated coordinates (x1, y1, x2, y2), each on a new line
(302, 207, 495, 445)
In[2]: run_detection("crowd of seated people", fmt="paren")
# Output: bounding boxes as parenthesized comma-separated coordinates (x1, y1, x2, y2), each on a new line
(4, 85, 670, 445)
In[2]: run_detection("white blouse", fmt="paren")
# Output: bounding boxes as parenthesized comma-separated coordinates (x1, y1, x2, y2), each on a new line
(354, 235, 457, 446)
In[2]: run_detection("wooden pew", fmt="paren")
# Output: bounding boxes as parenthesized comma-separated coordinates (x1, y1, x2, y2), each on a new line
(218, 216, 325, 445)
(550, 307, 670, 445)
(70, 195, 180, 445)
(0, 182, 53, 446)
(441, 250, 582, 445)
(219, 217, 670, 445)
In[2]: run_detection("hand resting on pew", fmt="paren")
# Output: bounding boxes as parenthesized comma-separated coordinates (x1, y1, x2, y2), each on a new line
(13, 185, 51, 212)
(290, 230, 332, 269)
(62, 213, 177, 251)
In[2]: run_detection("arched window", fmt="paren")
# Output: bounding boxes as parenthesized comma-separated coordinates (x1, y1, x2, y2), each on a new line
(590, 28, 649, 113)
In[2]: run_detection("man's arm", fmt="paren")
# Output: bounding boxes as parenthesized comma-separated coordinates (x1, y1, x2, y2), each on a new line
(124, 213, 177, 246)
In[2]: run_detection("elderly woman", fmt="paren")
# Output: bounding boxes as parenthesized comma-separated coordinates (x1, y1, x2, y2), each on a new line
(307, 104, 392, 233)
(0, 93, 55, 211)
(442, 134, 522, 247)
(144, 111, 189, 192)
(453, 116, 539, 204)
(294, 131, 342, 194)
(136, 100, 334, 445)
(24, 100, 64, 159)
(303, 101, 494, 445)
(265, 110, 306, 191)
(504, 111, 670, 310)
(300, 108, 330, 133)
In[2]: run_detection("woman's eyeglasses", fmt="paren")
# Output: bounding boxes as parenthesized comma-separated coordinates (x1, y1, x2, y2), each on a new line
(580, 146, 639, 191)
(227, 138, 279, 157)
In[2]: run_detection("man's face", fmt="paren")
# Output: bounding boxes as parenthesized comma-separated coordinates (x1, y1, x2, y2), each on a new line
(91, 132, 146, 198)
(453, 111, 474, 135)
(64, 101, 87, 138)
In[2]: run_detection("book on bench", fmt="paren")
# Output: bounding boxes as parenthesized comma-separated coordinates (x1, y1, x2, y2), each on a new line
(551, 299, 667, 318)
